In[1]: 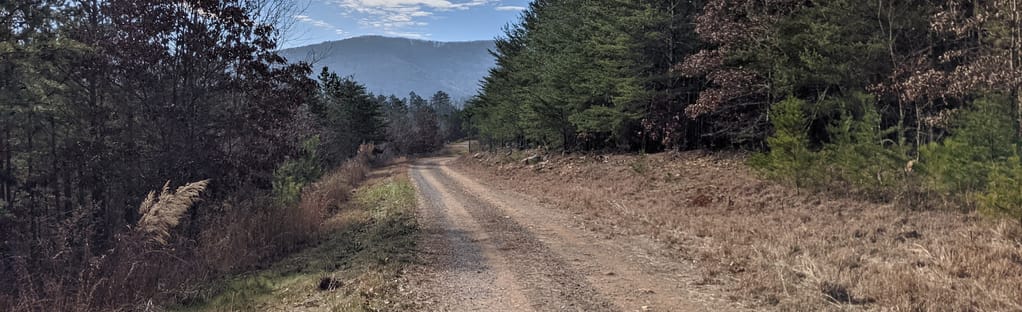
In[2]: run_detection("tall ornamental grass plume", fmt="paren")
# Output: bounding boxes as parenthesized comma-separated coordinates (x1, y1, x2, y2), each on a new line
(137, 180, 210, 244)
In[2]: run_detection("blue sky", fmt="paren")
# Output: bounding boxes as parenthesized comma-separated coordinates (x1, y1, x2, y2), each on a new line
(282, 0, 530, 48)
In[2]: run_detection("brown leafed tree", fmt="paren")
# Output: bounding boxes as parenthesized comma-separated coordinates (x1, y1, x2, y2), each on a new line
(904, 0, 1022, 138)
(676, 0, 801, 145)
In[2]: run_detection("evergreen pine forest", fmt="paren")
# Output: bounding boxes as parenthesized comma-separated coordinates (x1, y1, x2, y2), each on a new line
(468, 0, 1022, 217)
(4, 0, 1022, 310)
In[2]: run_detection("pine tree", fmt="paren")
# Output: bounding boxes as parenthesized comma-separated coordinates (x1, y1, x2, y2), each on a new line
(430, 91, 459, 141)
(314, 67, 386, 164)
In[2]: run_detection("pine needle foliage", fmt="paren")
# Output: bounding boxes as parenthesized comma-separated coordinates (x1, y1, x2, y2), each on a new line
(920, 96, 1019, 196)
(750, 97, 815, 188)
(980, 155, 1022, 219)
(137, 180, 210, 245)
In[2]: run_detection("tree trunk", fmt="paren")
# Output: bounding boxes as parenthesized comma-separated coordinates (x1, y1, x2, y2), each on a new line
(2, 115, 10, 212)
(1011, 0, 1022, 138)
(1016, 87, 1022, 139)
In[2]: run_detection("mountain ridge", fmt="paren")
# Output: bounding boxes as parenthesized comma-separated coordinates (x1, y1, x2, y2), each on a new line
(280, 36, 496, 100)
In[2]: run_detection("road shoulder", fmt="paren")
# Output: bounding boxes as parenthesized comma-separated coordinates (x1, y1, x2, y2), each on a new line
(170, 165, 418, 312)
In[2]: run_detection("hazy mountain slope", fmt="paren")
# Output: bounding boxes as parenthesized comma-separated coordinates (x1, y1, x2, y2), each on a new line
(280, 36, 496, 100)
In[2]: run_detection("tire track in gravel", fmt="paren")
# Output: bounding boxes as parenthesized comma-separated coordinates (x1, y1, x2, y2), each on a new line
(407, 155, 732, 311)
(410, 160, 618, 311)
(407, 164, 531, 311)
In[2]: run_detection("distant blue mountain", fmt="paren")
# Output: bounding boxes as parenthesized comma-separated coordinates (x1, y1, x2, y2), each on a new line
(280, 36, 496, 100)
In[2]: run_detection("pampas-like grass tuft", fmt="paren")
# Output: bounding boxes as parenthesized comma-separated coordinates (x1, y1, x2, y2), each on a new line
(137, 180, 210, 244)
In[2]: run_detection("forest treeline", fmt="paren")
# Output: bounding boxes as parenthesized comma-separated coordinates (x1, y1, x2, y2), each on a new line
(0, 0, 461, 310)
(467, 0, 1022, 217)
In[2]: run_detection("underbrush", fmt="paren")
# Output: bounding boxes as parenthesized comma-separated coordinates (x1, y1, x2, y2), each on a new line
(173, 173, 418, 312)
(753, 95, 1022, 218)
(2, 145, 378, 311)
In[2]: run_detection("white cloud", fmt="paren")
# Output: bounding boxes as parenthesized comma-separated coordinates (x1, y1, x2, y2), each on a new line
(328, 0, 492, 38)
(294, 15, 347, 35)
(495, 6, 525, 11)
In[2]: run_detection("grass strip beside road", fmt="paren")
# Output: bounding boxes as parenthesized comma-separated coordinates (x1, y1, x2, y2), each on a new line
(173, 173, 418, 312)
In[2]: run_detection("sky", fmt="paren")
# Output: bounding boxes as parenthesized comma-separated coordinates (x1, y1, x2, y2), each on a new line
(281, 0, 530, 48)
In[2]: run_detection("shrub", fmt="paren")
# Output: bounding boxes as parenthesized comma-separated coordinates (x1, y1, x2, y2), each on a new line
(273, 137, 324, 204)
(201, 144, 376, 273)
(978, 154, 1022, 219)
(753, 93, 912, 200)
(305, 144, 373, 212)
(630, 153, 650, 175)
(919, 96, 1018, 199)
(750, 96, 816, 188)
(820, 93, 906, 197)
(6, 180, 210, 312)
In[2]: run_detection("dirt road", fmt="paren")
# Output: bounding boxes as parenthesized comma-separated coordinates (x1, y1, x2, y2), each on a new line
(403, 155, 739, 311)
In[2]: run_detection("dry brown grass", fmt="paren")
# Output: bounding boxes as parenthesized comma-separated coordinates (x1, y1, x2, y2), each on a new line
(179, 168, 418, 311)
(458, 150, 1022, 311)
(200, 144, 376, 274)
(138, 180, 210, 244)
(5, 180, 212, 312)
(309, 144, 374, 211)
(4, 145, 382, 312)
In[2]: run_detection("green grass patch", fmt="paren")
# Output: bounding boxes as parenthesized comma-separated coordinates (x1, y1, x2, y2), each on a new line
(171, 175, 418, 312)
